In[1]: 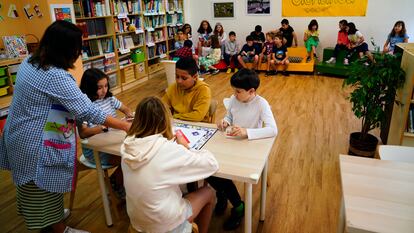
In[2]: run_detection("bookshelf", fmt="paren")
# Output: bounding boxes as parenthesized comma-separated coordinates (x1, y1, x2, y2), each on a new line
(0, 58, 23, 111)
(73, 0, 184, 92)
(387, 43, 414, 147)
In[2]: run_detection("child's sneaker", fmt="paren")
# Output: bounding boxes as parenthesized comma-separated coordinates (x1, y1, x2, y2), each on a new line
(326, 57, 336, 64)
(306, 56, 311, 63)
(214, 191, 228, 215)
(211, 69, 220, 75)
(343, 58, 349, 65)
(234, 68, 239, 73)
(226, 68, 232, 74)
(223, 202, 244, 231)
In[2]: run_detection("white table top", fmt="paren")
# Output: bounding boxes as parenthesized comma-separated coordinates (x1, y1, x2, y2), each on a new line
(378, 145, 414, 163)
(339, 154, 414, 233)
(83, 121, 276, 184)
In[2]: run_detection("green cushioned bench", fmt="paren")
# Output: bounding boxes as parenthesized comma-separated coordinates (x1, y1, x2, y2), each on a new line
(315, 47, 358, 77)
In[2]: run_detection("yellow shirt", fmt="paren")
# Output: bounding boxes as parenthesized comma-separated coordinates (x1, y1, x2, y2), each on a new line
(162, 79, 211, 122)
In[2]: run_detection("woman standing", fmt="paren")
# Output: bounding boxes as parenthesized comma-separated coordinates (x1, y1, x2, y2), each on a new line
(0, 21, 130, 233)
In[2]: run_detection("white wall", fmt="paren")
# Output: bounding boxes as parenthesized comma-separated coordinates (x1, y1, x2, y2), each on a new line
(184, 0, 414, 55)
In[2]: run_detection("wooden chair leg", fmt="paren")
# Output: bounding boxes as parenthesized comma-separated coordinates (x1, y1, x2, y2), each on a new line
(104, 169, 120, 220)
(69, 164, 80, 210)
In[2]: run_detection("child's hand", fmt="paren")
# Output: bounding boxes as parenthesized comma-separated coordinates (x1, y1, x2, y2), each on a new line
(175, 132, 190, 149)
(217, 120, 229, 131)
(229, 125, 248, 138)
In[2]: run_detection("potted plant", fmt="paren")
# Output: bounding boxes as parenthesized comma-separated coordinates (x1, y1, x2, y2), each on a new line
(343, 53, 406, 157)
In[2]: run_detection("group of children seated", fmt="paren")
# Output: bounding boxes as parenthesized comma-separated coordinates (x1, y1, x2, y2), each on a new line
(171, 19, 409, 75)
(79, 57, 277, 233)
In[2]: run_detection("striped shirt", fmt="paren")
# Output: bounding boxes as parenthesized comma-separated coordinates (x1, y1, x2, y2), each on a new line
(0, 57, 107, 193)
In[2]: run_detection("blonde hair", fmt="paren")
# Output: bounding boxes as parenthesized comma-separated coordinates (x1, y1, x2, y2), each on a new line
(127, 97, 173, 140)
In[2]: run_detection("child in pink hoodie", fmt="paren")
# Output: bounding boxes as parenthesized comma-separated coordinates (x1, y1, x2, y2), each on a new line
(121, 97, 219, 233)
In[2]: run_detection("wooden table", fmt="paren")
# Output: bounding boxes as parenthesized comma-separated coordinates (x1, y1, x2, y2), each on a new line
(337, 154, 414, 233)
(82, 121, 276, 233)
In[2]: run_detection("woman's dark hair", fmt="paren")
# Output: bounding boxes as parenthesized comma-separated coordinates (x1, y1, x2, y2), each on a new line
(390, 20, 406, 37)
(255, 25, 262, 33)
(29, 20, 82, 70)
(214, 23, 224, 37)
(308, 19, 318, 31)
(182, 23, 192, 36)
(230, 68, 260, 91)
(339, 19, 348, 26)
(197, 20, 212, 34)
(210, 35, 220, 49)
(347, 22, 357, 35)
(176, 57, 198, 76)
(80, 68, 112, 102)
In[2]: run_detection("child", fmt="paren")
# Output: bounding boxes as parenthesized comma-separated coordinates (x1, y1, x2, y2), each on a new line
(197, 20, 213, 55)
(199, 35, 220, 75)
(345, 22, 374, 65)
(250, 25, 266, 52)
(79, 68, 133, 197)
(383, 20, 409, 54)
(279, 19, 298, 47)
(121, 96, 218, 233)
(174, 28, 186, 50)
(210, 69, 278, 231)
(182, 23, 192, 40)
(214, 22, 227, 45)
(269, 33, 289, 76)
(238, 35, 259, 70)
(326, 19, 350, 64)
(175, 40, 193, 60)
(304, 19, 319, 62)
(259, 32, 275, 75)
(223, 31, 239, 73)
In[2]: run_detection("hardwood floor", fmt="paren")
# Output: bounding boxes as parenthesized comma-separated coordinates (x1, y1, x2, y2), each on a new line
(0, 71, 373, 233)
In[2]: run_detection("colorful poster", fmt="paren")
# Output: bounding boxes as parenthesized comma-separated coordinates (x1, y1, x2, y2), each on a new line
(282, 0, 368, 17)
(49, 4, 75, 23)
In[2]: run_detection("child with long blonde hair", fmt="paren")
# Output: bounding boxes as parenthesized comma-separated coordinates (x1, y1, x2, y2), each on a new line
(121, 97, 218, 233)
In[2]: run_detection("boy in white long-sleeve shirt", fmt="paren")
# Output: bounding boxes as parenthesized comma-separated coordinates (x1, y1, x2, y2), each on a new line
(207, 68, 278, 231)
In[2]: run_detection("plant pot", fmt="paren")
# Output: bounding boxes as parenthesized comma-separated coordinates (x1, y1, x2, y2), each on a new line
(348, 132, 378, 158)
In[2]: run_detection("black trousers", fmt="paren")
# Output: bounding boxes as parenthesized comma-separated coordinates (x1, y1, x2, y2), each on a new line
(333, 44, 349, 58)
(223, 53, 239, 67)
(206, 176, 242, 207)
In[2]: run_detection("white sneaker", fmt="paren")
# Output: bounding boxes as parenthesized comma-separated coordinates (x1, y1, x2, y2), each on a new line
(64, 226, 90, 233)
(326, 57, 336, 64)
(343, 58, 349, 65)
(63, 208, 71, 220)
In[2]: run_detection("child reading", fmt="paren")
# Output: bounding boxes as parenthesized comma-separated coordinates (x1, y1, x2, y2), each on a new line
(238, 35, 259, 70)
(209, 69, 278, 231)
(304, 19, 319, 62)
(326, 19, 350, 64)
(269, 33, 289, 76)
(121, 96, 219, 233)
(79, 68, 133, 198)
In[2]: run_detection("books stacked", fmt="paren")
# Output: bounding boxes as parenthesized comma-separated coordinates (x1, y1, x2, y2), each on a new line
(82, 38, 114, 58)
(156, 42, 166, 56)
(117, 35, 135, 50)
(144, 0, 165, 14)
(76, 19, 107, 38)
(77, 0, 112, 17)
(407, 105, 414, 134)
(112, 0, 142, 15)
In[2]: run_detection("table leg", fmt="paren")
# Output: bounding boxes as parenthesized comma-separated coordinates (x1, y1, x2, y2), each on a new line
(93, 150, 113, 226)
(244, 183, 252, 233)
(260, 161, 268, 221)
(337, 195, 345, 233)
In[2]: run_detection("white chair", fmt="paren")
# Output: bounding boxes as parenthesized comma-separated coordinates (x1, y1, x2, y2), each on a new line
(223, 97, 231, 110)
(378, 145, 414, 163)
(161, 60, 176, 87)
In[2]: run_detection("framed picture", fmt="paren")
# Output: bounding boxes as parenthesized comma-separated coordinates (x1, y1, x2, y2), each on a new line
(49, 4, 76, 23)
(213, 2, 235, 18)
(247, 0, 271, 15)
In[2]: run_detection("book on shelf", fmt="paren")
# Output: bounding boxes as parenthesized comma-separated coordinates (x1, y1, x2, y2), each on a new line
(155, 42, 166, 56)
(407, 106, 414, 133)
(166, 0, 182, 12)
(147, 46, 156, 58)
(73, 0, 83, 17)
(81, 0, 111, 17)
(167, 26, 177, 39)
(104, 56, 117, 72)
(144, 0, 164, 14)
(132, 33, 144, 46)
(76, 19, 107, 38)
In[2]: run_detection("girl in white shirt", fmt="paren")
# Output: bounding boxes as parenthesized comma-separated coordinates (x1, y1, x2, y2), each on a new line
(121, 97, 219, 233)
(209, 68, 278, 231)
(345, 22, 374, 65)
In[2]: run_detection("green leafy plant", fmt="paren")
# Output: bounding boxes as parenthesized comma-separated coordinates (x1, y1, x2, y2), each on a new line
(343, 53, 406, 141)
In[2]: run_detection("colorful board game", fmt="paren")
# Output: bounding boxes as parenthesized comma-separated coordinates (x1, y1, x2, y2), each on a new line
(173, 122, 217, 150)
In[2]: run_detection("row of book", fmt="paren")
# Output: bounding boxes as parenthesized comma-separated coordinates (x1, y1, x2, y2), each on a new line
(166, 0, 183, 12)
(166, 14, 183, 26)
(117, 34, 144, 51)
(74, 0, 112, 17)
(167, 27, 178, 39)
(82, 38, 114, 58)
(144, 0, 165, 13)
(146, 29, 166, 44)
(83, 56, 117, 74)
(76, 19, 108, 38)
(112, 0, 142, 15)
(144, 15, 165, 28)
(114, 17, 142, 33)
(407, 105, 414, 134)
